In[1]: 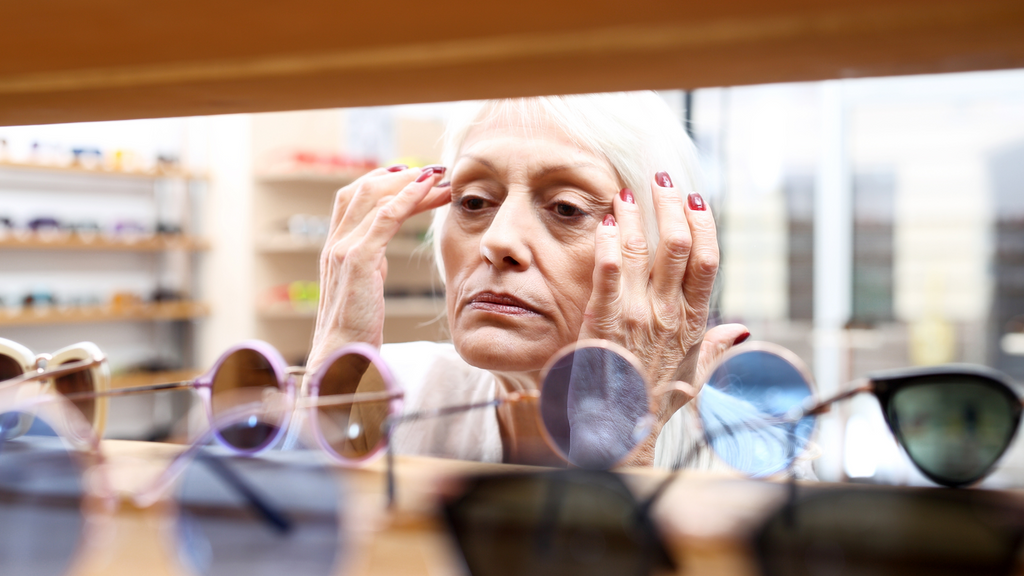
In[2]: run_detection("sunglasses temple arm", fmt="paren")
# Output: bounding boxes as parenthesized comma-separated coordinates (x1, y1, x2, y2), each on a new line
(0, 358, 103, 390)
(799, 379, 874, 418)
(196, 451, 293, 534)
(63, 381, 193, 401)
(299, 390, 404, 409)
(383, 397, 508, 509)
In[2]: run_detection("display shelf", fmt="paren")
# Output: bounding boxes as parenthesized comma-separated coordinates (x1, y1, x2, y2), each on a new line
(0, 233, 209, 252)
(255, 169, 369, 187)
(0, 160, 206, 180)
(257, 233, 426, 257)
(110, 368, 203, 390)
(257, 296, 442, 320)
(0, 301, 210, 327)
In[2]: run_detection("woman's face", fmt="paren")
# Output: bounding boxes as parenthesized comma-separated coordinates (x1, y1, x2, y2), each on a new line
(441, 114, 621, 375)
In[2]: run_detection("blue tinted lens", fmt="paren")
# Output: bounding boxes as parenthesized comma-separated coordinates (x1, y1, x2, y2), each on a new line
(540, 346, 650, 469)
(175, 446, 345, 576)
(699, 350, 816, 476)
(0, 411, 85, 576)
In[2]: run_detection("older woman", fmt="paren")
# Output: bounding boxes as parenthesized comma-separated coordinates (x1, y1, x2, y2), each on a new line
(308, 92, 750, 468)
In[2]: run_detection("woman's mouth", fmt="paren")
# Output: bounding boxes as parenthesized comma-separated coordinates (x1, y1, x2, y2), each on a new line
(467, 292, 542, 316)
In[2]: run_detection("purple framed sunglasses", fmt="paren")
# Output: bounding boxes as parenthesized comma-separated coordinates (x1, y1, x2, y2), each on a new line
(57, 340, 404, 463)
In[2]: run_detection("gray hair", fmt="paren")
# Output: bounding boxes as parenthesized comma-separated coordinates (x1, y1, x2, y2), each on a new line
(428, 91, 703, 279)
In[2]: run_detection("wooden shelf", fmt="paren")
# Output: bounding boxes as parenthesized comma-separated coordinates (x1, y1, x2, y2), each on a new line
(110, 368, 203, 390)
(0, 160, 205, 180)
(255, 169, 369, 187)
(257, 233, 426, 257)
(0, 233, 209, 252)
(0, 301, 210, 327)
(257, 296, 442, 320)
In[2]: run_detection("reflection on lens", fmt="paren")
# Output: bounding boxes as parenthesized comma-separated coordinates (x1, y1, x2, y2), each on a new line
(889, 378, 1017, 486)
(0, 411, 85, 576)
(0, 353, 23, 381)
(316, 352, 389, 460)
(176, 446, 344, 576)
(540, 346, 649, 469)
(699, 350, 815, 476)
(445, 471, 672, 576)
(756, 488, 1022, 576)
(54, 359, 96, 427)
(212, 349, 283, 451)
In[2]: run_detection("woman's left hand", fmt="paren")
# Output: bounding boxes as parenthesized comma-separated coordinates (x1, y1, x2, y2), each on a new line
(577, 173, 748, 463)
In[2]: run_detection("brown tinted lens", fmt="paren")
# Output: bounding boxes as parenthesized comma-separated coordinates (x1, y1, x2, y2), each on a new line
(55, 360, 95, 425)
(211, 349, 283, 451)
(0, 354, 23, 381)
(316, 352, 390, 460)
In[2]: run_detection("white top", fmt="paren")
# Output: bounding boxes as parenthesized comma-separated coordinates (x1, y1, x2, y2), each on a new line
(380, 340, 714, 469)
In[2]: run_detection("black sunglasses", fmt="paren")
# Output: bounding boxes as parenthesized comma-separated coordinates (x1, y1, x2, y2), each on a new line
(699, 342, 1024, 487)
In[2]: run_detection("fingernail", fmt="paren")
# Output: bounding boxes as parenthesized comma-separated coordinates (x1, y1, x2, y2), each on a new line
(733, 331, 751, 346)
(602, 214, 616, 226)
(688, 192, 706, 211)
(619, 188, 635, 204)
(655, 171, 673, 188)
(436, 181, 451, 188)
(424, 164, 447, 175)
(415, 169, 435, 183)
(386, 164, 408, 172)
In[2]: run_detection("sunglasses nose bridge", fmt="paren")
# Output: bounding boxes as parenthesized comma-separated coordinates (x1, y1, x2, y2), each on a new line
(32, 353, 52, 371)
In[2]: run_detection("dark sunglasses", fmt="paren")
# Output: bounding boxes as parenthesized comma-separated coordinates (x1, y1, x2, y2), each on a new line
(698, 342, 1024, 487)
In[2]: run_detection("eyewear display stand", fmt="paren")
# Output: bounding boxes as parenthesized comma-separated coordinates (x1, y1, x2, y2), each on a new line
(69, 439, 990, 576)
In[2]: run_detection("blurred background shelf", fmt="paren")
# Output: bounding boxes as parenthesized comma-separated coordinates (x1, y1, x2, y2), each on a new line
(0, 233, 209, 252)
(0, 160, 205, 180)
(255, 169, 367, 187)
(0, 301, 209, 326)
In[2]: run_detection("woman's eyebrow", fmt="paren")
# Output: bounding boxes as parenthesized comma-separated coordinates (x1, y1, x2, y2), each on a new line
(531, 162, 603, 181)
(455, 154, 499, 174)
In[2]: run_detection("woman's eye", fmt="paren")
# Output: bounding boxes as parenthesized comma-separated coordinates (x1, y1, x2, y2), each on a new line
(460, 196, 487, 211)
(554, 202, 584, 218)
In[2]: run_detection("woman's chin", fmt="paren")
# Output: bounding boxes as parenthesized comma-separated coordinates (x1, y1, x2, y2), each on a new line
(452, 325, 562, 373)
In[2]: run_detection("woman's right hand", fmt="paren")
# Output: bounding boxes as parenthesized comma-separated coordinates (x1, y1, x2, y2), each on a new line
(307, 165, 450, 373)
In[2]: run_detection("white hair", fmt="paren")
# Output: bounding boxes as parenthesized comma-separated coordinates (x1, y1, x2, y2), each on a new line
(427, 91, 703, 279)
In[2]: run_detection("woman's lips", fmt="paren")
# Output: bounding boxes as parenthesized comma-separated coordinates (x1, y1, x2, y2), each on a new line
(467, 292, 542, 316)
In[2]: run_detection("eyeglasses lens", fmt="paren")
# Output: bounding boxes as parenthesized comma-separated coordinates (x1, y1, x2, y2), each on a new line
(756, 488, 1022, 576)
(316, 352, 389, 460)
(445, 471, 670, 576)
(0, 353, 22, 381)
(889, 378, 1017, 486)
(540, 346, 650, 469)
(0, 411, 85, 576)
(699, 350, 815, 476)
(54, 359, 96, 427)
(211, 349, 283, 451)
(176, 446, 345, 576)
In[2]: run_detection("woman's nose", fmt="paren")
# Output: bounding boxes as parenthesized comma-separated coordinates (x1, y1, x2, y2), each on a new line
(479, 199, 532, 270)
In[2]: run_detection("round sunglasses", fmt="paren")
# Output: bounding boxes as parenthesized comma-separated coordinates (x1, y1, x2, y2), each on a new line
(0, 383, 348, 576)
(698, 341, 1024, 487)
(0, 339, 404, 465)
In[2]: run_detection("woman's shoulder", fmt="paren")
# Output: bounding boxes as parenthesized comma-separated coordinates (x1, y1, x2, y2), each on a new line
(380, 341, 493, 401)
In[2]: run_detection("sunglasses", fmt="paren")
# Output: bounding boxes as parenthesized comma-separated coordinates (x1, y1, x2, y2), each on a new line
(384, 340, 658, 506)
(698, 341, 1023, 487)
(0, 338, 110, 435)
(0, 383, 347, 576)
(1, 339, 404, 464)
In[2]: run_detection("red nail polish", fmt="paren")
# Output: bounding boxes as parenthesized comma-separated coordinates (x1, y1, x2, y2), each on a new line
(415, 169, 434, 183)
(602, 214, 616, 226)
(655, 171, 673, 188)
(688, 193, 706, 211)
(424, 164, 446, 174)
(733, 332, 751, 346)
(619, 188, 635, 204)
(386, 164, 408, 172)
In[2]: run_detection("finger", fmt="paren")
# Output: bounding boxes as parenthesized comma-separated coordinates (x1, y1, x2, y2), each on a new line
(650, 172, 693, 302)
(336, 168, 425, 239)
(681, 191, 719, 317)
(694, 323, 750, 384)
(614, 187, 649, 294)
(412, 180, 453, 214)
(360, 168, 444, 251)
(328, 166, 396, 232)
(587, 213, 622, 319)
